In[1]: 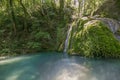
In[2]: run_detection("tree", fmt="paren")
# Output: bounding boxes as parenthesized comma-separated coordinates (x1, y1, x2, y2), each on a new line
(59, 0, 64, 18)
(19, 0, 28, 32)
(9, 0, 17, 34)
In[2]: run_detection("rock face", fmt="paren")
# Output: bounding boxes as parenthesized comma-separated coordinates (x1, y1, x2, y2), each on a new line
(69, 20, 120, 58)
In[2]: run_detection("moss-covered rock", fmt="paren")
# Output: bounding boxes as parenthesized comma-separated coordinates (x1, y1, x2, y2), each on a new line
(69, 20, 120, 58)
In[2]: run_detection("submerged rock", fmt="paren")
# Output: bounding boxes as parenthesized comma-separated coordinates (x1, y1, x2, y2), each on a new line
(69, 20, 120, 58)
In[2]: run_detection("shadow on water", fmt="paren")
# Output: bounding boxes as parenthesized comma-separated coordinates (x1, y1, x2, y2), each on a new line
(0, 52, 120, 80)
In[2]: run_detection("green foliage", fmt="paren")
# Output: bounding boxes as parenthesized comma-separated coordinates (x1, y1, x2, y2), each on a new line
(82, 0, 105, 16)
(116, 0, 120, 8)
(95, 0, 120, 20)
(27, 42, 41, 49)
(0, 0, 120, 57)
(0, 0, 74, 56)
(70, 20, 120, 58)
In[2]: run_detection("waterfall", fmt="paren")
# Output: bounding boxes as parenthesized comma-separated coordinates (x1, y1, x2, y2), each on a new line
(83, 16, 120, 41)
(96, 18, 120, 33)
(95, 18, 120, 40)
(64, 24, 73, 53)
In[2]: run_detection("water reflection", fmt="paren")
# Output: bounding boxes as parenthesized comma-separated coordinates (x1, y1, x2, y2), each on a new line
(0, 53, 120, 80)
(52, 59, 95, 80)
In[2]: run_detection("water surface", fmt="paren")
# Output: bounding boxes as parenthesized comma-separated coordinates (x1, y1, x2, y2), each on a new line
(0, 52, 120, 80)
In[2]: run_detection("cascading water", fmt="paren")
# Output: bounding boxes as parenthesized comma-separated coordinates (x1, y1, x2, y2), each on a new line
(64, 24, 73, 53)
(82, 16, 120, 41)
(96, 18, 120, 33)
(96, 18, 120, 40)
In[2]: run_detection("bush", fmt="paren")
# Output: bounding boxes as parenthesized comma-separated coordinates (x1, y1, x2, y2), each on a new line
(0, 2, 74, 56)
(70, 20, 120, 58)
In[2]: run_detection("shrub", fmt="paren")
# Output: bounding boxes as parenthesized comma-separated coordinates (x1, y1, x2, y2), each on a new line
(70, 20, 120, 58)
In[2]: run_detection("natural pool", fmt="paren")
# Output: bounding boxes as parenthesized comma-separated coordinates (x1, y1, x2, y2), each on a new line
(0, 52, 120, 80)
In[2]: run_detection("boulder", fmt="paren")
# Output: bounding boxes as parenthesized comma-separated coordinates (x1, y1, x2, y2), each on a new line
(69, 20, 120, 58)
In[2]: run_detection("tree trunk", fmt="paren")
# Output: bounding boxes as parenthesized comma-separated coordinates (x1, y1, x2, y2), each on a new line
(59, 0, 65, 22)
(59, 0, 64, 17)
(9, 0, 17, 34)
(19, 0, 28, 32)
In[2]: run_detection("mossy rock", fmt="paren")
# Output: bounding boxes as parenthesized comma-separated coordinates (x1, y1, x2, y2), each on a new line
(70, 20, 120, 58)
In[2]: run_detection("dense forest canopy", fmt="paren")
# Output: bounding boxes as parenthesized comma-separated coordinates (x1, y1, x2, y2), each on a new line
(0, 0, 120, 57)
